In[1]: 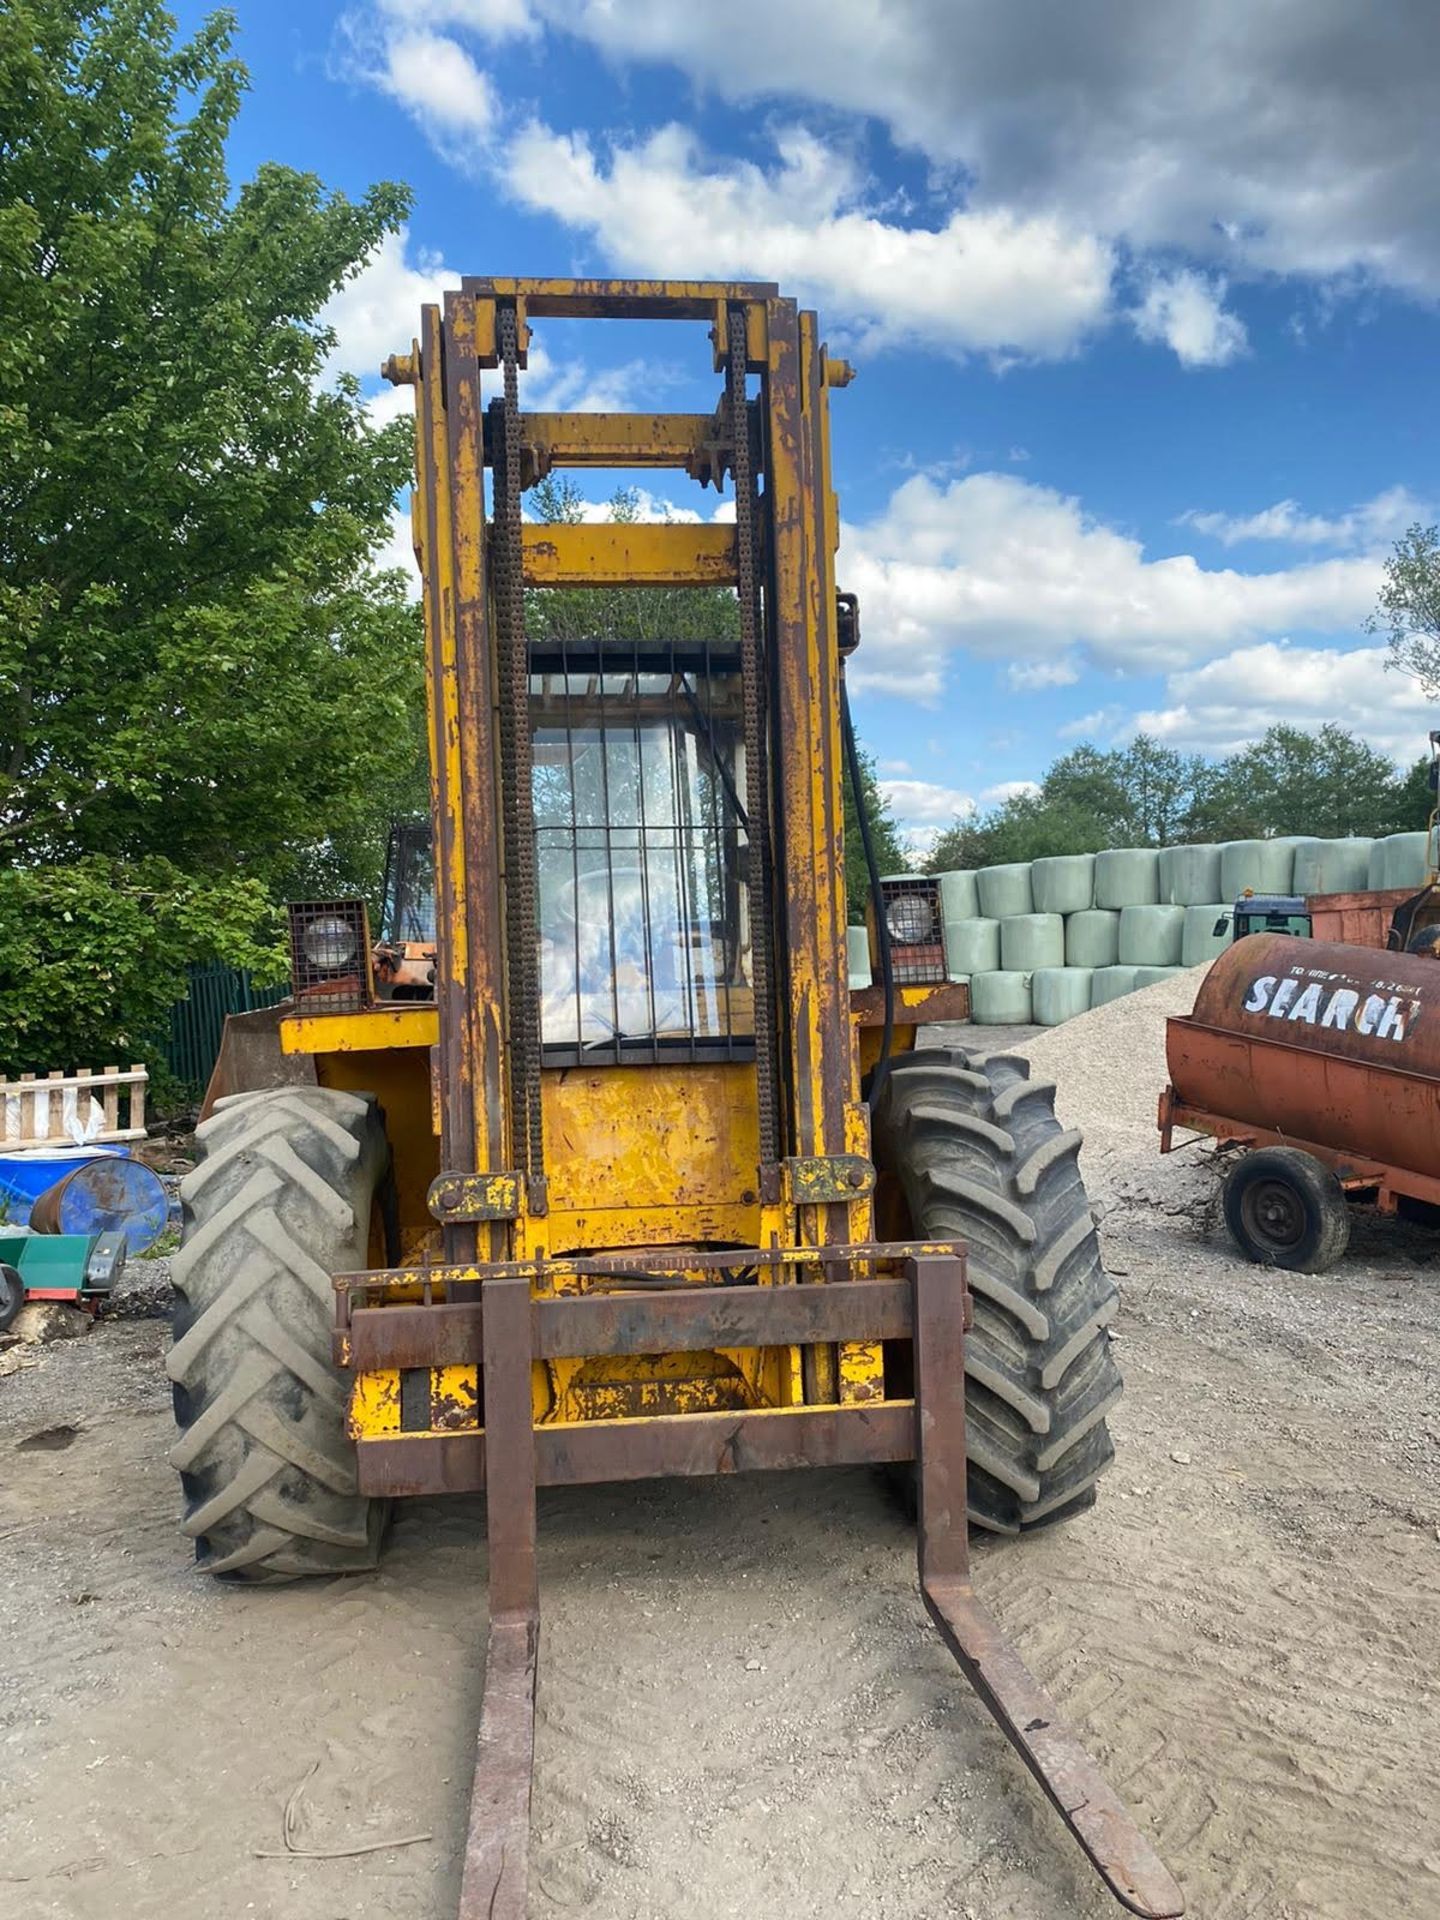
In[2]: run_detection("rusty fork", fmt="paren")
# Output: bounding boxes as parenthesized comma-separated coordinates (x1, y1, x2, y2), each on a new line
(456, 1259, 1184, 1920)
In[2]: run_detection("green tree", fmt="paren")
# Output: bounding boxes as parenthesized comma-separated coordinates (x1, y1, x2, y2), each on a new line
(1369, 523, 1440, 695)
(842, 741, 908, 921)
(0, 1, 419, 875)
(0, 2, 422, 1067)
(1187, 724, 1406, 838)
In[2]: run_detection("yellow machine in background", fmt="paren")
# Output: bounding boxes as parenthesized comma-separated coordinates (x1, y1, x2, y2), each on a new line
(166, 280, 1180, 1919)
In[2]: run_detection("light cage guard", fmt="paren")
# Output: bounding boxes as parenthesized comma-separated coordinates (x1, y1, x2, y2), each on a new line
(879, 876, 947, 985)
(287, 899, 373, 1012)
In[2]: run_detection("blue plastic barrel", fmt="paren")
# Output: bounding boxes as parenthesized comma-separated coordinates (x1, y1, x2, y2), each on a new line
(29, 1154, 169, 1254)
(0, 1145, 131, 1228)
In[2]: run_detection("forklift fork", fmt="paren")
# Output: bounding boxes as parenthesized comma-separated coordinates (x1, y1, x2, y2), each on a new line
(456, 1257, 1184, 1920)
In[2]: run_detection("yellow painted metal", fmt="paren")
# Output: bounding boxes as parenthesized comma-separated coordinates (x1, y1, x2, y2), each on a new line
(515, 411, 728, 476)
(517, 521, 737, 587)
(281, 1008, 437, 1055)
(313, 1043, 437, 1255)
(541, 1064, 759, 1213)
(348, 1367, 401, 1439)
(340, 279, 947, 1470)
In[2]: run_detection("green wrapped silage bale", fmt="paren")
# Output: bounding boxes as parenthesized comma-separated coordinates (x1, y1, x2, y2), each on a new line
(976, 862, 1034, 919)
(1291, 838, 1373, 895)
(1157, 843, 1222, 905)
(1182, 905, 1233, 968)
(1133, 966, 1186, 988)
(1091, 965, 1140, 1005)
(1370, 831, 1431, 890)
(1219, 837, 1301, 899)
(1118, 903, 1186, 966)
(846, 925, 872, 989)
(944, 918, 1001, 974)
(1094, 847, 1159, 908)
(969, 970, 1033, 1024)
(1065, 908, 1120, 968)
(936, 868, 980, 921)
(1030, 853, 1095, 914)
(1032, 967, 1093, 1026)
(1000, 912, 1065, 970)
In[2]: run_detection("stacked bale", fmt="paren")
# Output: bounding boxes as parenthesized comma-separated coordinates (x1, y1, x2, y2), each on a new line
(1219, 837, 1301, 899)
(977, 863, 1033, 918)
(1158, 843, 1222, 905)
(926, 830, 1426, 1029)
(1033, 967, 1092, 1026)
(1118, 903, 1186, 967)
(1031, 853, 1095, 914)
(1095, 847, 1159, 908)
(1091, 965, 1141, 1006)
(1066, 909, 1120, 968)
(846, 925, 873, 990)
(970, 970, 1033, 1024)
(1182, 904, 1233, 967)
(1292, 838, 1372, 896)
(1369, 832, 1430, 890)
(945, 918, 1001, 974)
(1001, 913, 1065, 970)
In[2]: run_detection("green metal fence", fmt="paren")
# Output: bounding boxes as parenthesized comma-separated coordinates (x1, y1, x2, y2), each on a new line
(167, 962, 287, 1091)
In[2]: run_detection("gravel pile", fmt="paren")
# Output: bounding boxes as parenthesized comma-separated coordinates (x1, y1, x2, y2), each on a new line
(1009, 961, 1220, 1219)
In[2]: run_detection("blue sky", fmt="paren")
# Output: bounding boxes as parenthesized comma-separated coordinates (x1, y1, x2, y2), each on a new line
(185, 0, 1440, 848)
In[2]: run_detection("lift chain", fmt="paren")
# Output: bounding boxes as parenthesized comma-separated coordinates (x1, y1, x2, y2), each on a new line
(494, 303, 546, 1204)
(726, 305, 780, 1180)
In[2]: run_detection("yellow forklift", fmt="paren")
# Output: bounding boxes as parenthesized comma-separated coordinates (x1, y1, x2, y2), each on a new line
(167, 279, 1180, 1918)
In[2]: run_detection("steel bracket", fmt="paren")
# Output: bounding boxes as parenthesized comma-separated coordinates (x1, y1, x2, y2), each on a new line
(781, 1154, 875, 1204)
(428, 1171, 523, 1222)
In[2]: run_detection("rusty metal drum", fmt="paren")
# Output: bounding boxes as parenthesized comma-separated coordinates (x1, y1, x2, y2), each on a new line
(1168, 933, 1440, 1181)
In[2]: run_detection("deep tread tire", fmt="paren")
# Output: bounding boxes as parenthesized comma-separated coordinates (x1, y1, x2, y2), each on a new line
(1222, 1146, 1351, 1274)
(872, 1047, 1122, 1533)
(166, 1087, 388, 1581)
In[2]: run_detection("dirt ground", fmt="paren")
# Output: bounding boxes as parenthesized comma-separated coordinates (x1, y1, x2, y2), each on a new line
(4, 1005, 1440, 1920)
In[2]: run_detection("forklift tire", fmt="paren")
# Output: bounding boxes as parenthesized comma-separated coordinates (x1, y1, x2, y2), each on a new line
(1222, 1146, 1351, 1274)
(166, 1087, 390, 1581)
(0, 1264, 22, 1333)
(871, 1048, 1122, 1533)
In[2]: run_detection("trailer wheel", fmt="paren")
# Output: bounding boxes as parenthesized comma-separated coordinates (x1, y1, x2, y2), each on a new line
(0, 1264, 23, 1333)
(871, 1048, 1122, 1533)
(166, 1087, 390, 1580)
(1223, 1147, 1351, 1274)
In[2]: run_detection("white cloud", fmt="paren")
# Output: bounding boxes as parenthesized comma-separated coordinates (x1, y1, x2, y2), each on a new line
(533, 0, 1440, 302)
(1058, 706, 1127, 741)
(1133, 642, 1437, 760)
(375, 0, 536, 35)
(980, 779, 1042, 805)
(372, 504, 421, 593)
(321, 228, 458, 380)
(1180, 486, 1429, 551)
(1132, 269, 1247, 368)
(839, 471, 1381, 699)
(380, 28, 496, 139)
(1007, 657, 1079, 691)
(497, 120, 1115, 359)
(879, 778, 977, 826)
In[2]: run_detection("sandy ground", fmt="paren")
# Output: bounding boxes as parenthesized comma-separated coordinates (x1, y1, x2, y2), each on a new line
(4, 986, 1440, 1920)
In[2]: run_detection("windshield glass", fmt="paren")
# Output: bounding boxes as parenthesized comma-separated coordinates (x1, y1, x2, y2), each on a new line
(531, 644, 753, 1056)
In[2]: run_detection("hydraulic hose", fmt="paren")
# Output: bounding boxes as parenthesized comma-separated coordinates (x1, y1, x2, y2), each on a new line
(839, 671, 895, 1107)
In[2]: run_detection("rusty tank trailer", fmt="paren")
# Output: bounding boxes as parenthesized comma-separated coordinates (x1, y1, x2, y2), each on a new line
(1160, 932, 1440, 1271)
